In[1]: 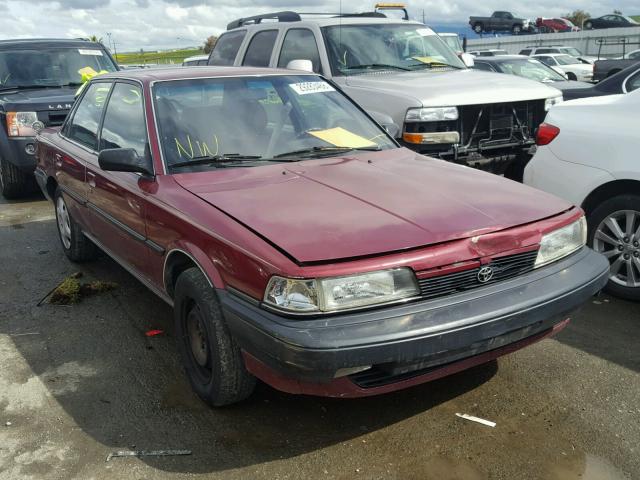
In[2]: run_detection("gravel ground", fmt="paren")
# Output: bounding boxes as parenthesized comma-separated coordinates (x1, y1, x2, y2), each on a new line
(0, 194, 638, 480)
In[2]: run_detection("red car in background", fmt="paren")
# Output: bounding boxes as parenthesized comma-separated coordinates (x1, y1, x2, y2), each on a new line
(35, 68, 608, 406)
(536, 17, 580, 33)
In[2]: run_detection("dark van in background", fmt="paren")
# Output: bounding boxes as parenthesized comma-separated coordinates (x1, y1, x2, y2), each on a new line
(0, 38, 117, 198)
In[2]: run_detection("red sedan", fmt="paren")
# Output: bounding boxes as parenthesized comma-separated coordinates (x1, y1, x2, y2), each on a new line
(35, 67, 608, 406)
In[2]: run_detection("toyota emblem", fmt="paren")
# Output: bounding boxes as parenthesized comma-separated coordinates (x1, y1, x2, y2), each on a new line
(477, 266, 494, 283)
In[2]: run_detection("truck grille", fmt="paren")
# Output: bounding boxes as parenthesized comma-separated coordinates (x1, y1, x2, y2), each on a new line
(418, 249, 539, 299)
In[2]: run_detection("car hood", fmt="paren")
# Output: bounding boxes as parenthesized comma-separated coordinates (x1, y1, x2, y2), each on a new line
(173, 149, 571, 264)
(0, 86, 76, 112)
(342, 69, 561, 106)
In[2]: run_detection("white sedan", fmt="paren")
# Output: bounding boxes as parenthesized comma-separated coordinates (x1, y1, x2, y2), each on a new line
(524, 89, 640, 300)
(532, 54, 594, 82)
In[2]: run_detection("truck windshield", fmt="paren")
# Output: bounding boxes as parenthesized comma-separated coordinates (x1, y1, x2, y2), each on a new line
(153, 75, 397, 170)
(322, 24, 465, 76)
(0, 47, 117, 90)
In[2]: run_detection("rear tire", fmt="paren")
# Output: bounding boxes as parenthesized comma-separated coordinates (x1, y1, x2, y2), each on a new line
(0, 155, 28, 200)
(473, 23, 483, 34)
(512, 24, 522, 34)
(587, 194, 640, 301)
(54, 188, 97, 262)
(174, 268, 256, 407)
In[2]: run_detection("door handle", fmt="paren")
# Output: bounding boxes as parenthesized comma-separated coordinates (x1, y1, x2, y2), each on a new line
(54, 153, 62, 168)
(87, 171, 96, 188)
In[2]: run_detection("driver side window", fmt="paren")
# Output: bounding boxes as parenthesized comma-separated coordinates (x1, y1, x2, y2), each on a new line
(99, 82, 147, 157)
(65, 82, 112, 150)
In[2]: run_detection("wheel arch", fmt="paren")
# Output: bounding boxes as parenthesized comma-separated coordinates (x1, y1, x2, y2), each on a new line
(582, 179, 640, 217)
(46, 176, 58, 200)
(163, 246, 225, 299)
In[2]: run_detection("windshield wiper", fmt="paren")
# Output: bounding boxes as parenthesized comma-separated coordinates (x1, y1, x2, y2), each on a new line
(408, 61, 463, 70)
(345, 63, 411, 72)
(171, 154, 263, 168)
(58, 82, 84, 87)
(272, 145, 381, 160)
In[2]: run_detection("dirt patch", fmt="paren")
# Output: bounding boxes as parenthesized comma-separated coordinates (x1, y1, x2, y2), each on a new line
(46, 272, 118, 305)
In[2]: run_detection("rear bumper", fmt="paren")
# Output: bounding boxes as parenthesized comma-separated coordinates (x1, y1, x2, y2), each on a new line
(220, 248, 608, 397)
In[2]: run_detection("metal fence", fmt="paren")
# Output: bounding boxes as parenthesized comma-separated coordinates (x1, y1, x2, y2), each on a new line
(467, 27, 640, 58)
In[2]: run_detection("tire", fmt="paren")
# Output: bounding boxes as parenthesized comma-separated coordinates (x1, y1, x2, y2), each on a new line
(54, 188, 97, 262)
(584, 21, 593, 30)
(512, 24, 522, 34)
(0, 155, 28, 200)
(587, 194, 640, 301)
(174, 268, 256, 407)
(473, 23, 483, 34)
(566, 72, 577, 81)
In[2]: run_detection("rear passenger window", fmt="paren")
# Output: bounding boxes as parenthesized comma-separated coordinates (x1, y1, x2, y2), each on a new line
(474, 62, 495, 72)
(243, 30, 278, 67)
(99, 83, 147, 157)
(65, 82, 111, 150)
(209, 30, 246, 66)
(519, 49, 531, 55)
(278, 29, 322, 73)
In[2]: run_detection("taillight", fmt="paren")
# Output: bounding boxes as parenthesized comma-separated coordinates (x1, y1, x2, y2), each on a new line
(536, 123, 560, 146)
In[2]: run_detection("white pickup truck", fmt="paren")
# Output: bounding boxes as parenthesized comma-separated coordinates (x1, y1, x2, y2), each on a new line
(208, 10, 563, 179)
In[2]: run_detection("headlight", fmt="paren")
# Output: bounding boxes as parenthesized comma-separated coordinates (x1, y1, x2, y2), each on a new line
(6, 111, 39, 137)
(405, 107, 459, 122)
(535, 216, 587, 268)
(264, 268, 419, 313)
(544, 96, 563, 111)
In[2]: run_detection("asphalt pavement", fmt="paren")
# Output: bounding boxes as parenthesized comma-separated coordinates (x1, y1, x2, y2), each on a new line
(0, 193, 638, 480)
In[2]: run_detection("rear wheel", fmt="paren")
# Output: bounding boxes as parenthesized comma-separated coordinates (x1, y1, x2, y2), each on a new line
(0, 156, 28, 199)
(174, 268, 256, 407)
(588, 194, 640, 301)
(473, 23, 483, 34)
(512, 24, 522, 34)
(54, 188, 97, 262)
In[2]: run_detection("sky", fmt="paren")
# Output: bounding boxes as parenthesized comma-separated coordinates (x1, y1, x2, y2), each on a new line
(0, 0, 637, 52)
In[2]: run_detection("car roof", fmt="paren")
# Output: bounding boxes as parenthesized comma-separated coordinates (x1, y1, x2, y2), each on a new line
(229, 16, 424, 30)
(0, 38, 105, 49)
(532, 53, 569, 57)
(92, 66, 314, 84)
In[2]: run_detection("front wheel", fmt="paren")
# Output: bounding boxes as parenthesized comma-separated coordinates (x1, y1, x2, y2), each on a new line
(174, 268, 256, 407)
(588, 194, 640, 301)
(0, 156, 28, 199)
(584, 21, 593, 30)
(54, 188, 97, 262)
(566, 72, 577, 81)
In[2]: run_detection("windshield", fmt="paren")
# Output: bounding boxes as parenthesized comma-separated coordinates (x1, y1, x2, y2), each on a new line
(496, 58, 567, 82)
(554, 54, 581, 65)
(624, 16, 639, 24)
(559, 47, 582, 57)
(322, 24, 465, 76)
(0, 47, 117, 90)
(154, 75, 397, 171)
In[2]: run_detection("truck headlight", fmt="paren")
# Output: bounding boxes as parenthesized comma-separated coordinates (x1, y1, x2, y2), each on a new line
(544, 96, 563, 111)
(535, 216, 587, 268)
(6, 111, 39, 137)
(264, 268, 419, 313)
(405, 107, 459, 122)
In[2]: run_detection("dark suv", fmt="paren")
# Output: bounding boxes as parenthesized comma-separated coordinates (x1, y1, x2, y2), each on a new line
(0, 38, 117, 198)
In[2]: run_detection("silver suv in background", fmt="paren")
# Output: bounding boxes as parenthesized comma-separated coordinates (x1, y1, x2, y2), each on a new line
(208, 10, 563, 179)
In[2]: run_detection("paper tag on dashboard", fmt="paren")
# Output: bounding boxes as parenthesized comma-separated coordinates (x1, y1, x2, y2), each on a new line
(289, 82, 335, 95)
(78, 49, 104, 56)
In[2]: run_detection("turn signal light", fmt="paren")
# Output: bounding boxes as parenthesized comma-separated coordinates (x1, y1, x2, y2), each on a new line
(536, 123, 560, 146)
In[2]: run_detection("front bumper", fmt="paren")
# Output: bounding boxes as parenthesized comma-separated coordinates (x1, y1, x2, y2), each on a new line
(2, 137, 37, 173)
(220, 248, 608, 397)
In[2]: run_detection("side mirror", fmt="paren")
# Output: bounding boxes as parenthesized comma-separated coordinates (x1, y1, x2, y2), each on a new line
(98, 148, 153, 176)
(460, 53, 475, 68)
(286, 59, 314, 72)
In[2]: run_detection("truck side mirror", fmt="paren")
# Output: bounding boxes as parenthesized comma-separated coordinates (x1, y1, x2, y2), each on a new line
(460, 53, 475, 68)
(286, 59, 314, 72)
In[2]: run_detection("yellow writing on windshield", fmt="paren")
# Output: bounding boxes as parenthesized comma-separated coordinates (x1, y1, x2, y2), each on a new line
(308, 127, 377, 148)
(175, 135, 219, 158)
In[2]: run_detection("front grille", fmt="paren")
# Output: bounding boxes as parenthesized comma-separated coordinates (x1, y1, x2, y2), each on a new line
(418, 249, 538, 299)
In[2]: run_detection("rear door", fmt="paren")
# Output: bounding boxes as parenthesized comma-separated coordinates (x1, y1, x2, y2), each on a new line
(57, 81, 112, 228)
(85, 81, 156, 276)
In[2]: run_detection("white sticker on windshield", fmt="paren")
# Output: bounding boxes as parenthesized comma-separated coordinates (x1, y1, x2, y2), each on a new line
(289, 82, 335, 95)
(78, 49, 104, 56)
(416, 28, 436, 36)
